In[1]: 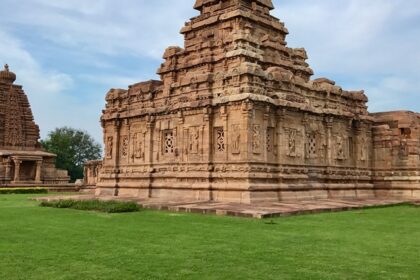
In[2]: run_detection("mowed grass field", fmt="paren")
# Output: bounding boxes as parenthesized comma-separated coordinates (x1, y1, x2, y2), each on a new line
(1, 194, 420, 280)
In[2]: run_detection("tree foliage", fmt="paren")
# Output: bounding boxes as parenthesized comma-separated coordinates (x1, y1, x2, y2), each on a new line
(41, 127, 102, 182)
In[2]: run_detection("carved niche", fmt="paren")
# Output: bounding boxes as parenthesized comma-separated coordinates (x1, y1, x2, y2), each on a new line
(189, 127, 200, 154)
(399, 128, 410, 159)
(133, 132, 145, 159)
(286, 128, 298, 157)
(231, 124, 241, 154)
(252, 125, 262, 154)
(106, 136, 113, 159)
(399, 139, 409, 159)
(335, 136, 346, 160)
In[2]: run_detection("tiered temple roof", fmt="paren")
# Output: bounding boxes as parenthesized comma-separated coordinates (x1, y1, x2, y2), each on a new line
(103, 0, 369, 123)
(0, 65, 41, 150)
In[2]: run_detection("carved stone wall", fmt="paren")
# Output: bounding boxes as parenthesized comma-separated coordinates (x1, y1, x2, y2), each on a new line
(372, 111, 420, 199)
(86, 0, 420, 202)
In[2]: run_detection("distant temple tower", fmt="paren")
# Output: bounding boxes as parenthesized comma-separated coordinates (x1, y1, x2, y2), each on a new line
(0, 64, 69, 186)
(85, 0, 420, 203)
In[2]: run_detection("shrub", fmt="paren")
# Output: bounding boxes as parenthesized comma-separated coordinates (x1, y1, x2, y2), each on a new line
(0, 188, 48, 195)
(40, 199, 140, 213)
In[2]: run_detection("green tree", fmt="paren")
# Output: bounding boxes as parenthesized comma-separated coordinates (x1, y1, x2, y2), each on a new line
(41, 127, 102, 182)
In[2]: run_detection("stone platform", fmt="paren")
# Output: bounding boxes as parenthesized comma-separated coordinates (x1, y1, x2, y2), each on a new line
(34, 195, 415, 219)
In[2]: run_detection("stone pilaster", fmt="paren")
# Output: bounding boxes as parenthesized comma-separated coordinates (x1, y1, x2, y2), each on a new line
(35, 160, 43, 182)
(13, 159, 22, 182)
(4, 159, 12, 181)
(325, 116, 334, 166)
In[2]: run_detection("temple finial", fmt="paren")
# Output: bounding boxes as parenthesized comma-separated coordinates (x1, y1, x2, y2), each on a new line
(0, 63, 16, 84)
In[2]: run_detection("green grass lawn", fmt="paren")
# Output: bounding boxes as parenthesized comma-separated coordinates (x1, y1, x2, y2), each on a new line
(1, 195, 420, 280)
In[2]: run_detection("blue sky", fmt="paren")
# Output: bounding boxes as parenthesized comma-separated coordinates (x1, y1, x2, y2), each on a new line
(1, 0, 419, 144)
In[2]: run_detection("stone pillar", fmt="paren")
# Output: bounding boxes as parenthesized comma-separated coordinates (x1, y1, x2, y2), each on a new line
(242, 102, 252, 159)
(221, 106, 228, 161)
(276, 109, 286, 162)
(325, 116, 334, 166)
(146, 117, 155, 165)
(113, 119, 122, 196)
(113, 119, 121, 167)
(35, 160, 43, 182)
(146, 117, 155, 198)
(4, 159, 12, 180)
(203, 108, 212, 163)
(263, 106, 269, 163)
(13, 159, 22, 182)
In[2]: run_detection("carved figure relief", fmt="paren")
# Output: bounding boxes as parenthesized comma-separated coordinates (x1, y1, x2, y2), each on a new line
(399, 128, 410, 159)
(106, 136, 113, 159)
(215, 127, 225, 153)
(133, 132, 145, 159)
(231, 125, 241, 154)
(232, 69, 240, 87)
(336, 136, 346, 160)
(189, 128, 199, 154)
(163, 130, 174, 154)
(121, 136, 129, 158)
(252, 125, 261, 154)
(287, 129, 297, 157)
(399, 138, 409, 159)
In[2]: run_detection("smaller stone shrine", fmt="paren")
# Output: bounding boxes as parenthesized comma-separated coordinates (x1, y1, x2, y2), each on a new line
(0, 64, 69, 187)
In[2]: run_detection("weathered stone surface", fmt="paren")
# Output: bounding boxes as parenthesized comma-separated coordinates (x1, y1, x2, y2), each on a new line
(35, 194, 412, 219)
(371, 111, 420, 199)
(85, 1, 420, 203)
(0, 65, 70, 187)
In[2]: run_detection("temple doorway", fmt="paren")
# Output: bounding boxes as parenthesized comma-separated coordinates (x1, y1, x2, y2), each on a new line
(19, 161, 37, 181)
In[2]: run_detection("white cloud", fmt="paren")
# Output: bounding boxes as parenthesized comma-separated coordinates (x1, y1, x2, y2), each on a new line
(0, 30, 102, 142)
(0, 0, 194, 59)
(278, 0, 420, 111)
(0, 30, 73, 95)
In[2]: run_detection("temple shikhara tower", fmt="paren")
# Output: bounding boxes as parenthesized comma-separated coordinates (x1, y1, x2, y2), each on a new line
(0, 65, 69, 186)
(86, 0, 420, 203)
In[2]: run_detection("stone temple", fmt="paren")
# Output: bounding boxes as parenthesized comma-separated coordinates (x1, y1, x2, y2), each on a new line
(0, 65, 69, 187)
(85, 0, 420, 203)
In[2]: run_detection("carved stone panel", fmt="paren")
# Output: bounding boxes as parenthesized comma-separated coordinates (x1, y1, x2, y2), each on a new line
(231, 124, 241, 154)
(335, 136, 346, 160)
(4, 91, 24, 147)
(399, 138, 409, 159)
(305, 132, 317, 159)
(252, 125, 261, 154)
(189, 127, 200, 154)
(133, 132, 145, 159)
(163, 130, 175, 154)
(215, 127, 225, 153)
(121, 136, 129, 158)
(286, 128, 298, 157)
(106, 136, 113, 159)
